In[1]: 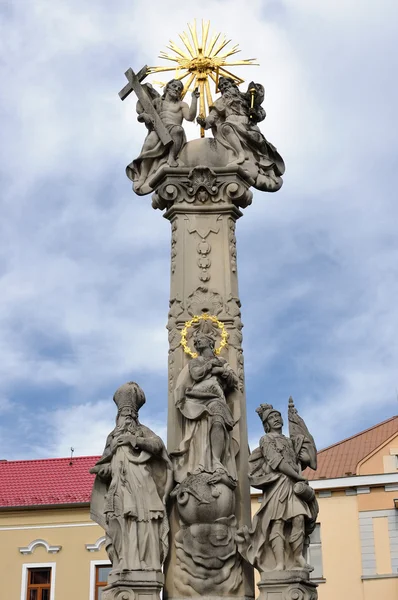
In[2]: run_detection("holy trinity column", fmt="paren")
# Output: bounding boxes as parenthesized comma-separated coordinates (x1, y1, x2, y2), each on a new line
(90, 19, 319, 600)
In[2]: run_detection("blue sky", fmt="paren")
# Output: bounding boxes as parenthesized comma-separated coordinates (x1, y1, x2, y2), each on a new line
(0, 0, 397, 460)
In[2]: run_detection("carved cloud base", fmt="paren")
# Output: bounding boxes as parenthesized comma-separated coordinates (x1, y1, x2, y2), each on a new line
(257, 576, 317, 600)
(102, 571, 164, 600)
(171, 474, 242, 596)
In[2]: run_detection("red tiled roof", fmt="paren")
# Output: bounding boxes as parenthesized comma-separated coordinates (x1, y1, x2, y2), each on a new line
(1, 416, 397, 507)
(306, 415, 398, 480)
(0, 455, 100, 508)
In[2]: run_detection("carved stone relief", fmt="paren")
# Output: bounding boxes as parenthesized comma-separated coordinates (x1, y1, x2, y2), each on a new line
(152, 167, 253, 210)
(167, 297, 184, 345)
(166, 290, 246, 397)
(225, 295, 242, 319)
(223, 179, 253, 208)
(172, 473, 242, 595)
(168, 351, 176, 396)
(181, 166, 219, 203)
(227, 316, 245, 393)
(167, 297, 184, 394)
(197, 240, 212, 282)
(186, 218, 220, 240)
(257, 581, 318, 600)
(236, 349, 245, 393)
(186, 286, 224, 316)
(228, 317, 244, 349)
(184, 216, 221, 283)
(228, 218, 238, 273)
(171, 219, 178, 275)
(283, 586, 315, 600)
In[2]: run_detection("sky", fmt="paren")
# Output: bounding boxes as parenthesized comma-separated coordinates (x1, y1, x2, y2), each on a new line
(0, 0, 397, 461)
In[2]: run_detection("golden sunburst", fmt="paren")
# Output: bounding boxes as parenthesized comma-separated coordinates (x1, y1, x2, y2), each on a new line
(147, 19, 258, 135)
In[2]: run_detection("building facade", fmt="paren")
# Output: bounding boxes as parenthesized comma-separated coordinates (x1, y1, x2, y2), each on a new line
(1, 417, 397, 599)
(253, 414, 398, 600)
(0, 456, 109, 600)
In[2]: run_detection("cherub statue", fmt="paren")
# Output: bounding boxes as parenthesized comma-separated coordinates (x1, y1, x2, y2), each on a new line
(127, 80, 200, 194)
(237, 398, 318, 575)
(90, 382, 173, 574)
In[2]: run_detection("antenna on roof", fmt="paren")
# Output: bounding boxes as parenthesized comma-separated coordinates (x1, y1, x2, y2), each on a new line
(69, 447, 75, 466)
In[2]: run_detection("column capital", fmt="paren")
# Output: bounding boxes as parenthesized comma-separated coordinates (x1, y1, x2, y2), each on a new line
(151, 166, 253, 211)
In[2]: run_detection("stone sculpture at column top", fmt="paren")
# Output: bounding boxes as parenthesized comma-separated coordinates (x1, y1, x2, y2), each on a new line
(90, 382, 173, 600)
(126, 80, 200, 195)
(197, 77, 285, 192)
(237, 398, 319, 599)
(119, 27, 285, 198)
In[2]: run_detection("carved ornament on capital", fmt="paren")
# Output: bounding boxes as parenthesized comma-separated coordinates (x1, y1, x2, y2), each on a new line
(152, 167, 253, 211)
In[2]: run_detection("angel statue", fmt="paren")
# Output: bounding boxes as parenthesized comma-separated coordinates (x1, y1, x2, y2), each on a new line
(90, 382, 173, 575)
(197, 76, 285, 192)
(237, 397, 318, 575)
(126, 80, 200, 195)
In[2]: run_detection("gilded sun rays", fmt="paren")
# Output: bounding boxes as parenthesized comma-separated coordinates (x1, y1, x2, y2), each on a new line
(147, 19, 258, 123)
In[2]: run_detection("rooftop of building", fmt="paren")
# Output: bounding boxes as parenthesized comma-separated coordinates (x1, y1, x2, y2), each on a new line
(0, 455, 99, 508)
(0, 415, 397, 508)
(305, 415, 398, 480)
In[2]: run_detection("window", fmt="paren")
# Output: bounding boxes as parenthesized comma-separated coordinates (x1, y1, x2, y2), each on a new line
(26, 567, 51, 600)
(95, 565, 112, 600)
(307, 524, 324, 579)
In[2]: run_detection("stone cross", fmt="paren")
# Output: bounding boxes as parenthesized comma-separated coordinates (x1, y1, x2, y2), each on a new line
(119, 65, 173, 147)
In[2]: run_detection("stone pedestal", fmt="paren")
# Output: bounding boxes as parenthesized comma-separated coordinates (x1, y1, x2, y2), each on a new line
(102, 571, 164, 600)
(151, 163, 254, 600)
(257, 573, 318, 600)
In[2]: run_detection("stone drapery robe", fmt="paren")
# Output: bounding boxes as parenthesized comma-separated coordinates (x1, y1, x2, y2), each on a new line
(126, 94, 187, 194)
(90, 422, 173, 573)
(171, 355, 238, 483)
(209, 93, 285, 191)
(244, 432, 318, 572)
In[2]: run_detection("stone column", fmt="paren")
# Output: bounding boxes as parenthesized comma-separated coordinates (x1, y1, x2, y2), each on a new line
(151, 164, 255, 600)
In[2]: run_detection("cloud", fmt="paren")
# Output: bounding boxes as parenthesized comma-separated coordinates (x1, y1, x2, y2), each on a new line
(39, 399, 168, 459)
(0, 397, 12, 415)
(0, 0, 397, 460)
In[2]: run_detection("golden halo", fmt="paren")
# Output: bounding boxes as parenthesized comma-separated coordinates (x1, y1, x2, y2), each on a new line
(180, 313, 228, 358)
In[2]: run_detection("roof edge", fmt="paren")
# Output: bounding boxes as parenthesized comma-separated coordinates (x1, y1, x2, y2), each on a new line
(356, 429, 398, 474)
(0, 455, 100, 465)
(0, 502, 90, 512)
(250, 471, 398, 494)
(317, 415, 398, 454)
